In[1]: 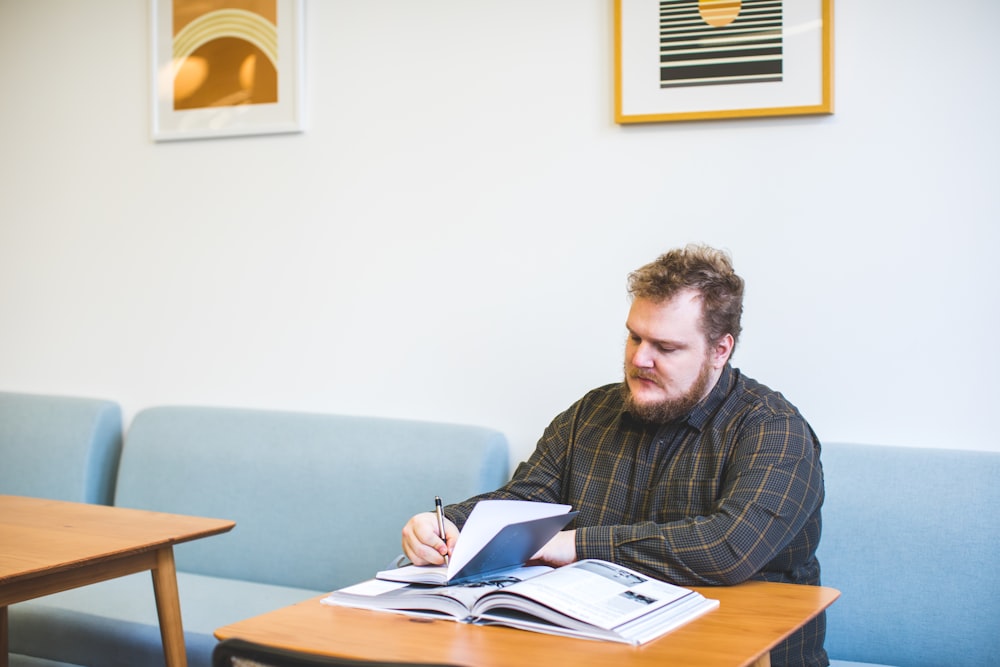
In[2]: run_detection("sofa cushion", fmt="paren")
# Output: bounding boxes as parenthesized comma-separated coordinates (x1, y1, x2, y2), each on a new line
(9, 571, 322, 667)
(9, 656, 85, 667)
(819, 442, 1000, 667)
(113, 406, 510, 591)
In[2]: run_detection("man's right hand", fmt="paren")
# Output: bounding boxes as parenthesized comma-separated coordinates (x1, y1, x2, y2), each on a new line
(401, 511, 459, 565)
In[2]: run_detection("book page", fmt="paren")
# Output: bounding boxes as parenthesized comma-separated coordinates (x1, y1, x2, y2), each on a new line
(377, 563, 449, 585)
(337, 578, 409, 596)
(323, 566, 553, 618)
(493, 559, 693, 630)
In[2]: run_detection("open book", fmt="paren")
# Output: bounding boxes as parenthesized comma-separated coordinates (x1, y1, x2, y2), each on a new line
(323, 559, 719, 646)
(377, 499, 578, 585)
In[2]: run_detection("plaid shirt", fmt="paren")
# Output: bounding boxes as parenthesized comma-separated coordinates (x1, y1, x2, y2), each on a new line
(447, 364, 827, 667)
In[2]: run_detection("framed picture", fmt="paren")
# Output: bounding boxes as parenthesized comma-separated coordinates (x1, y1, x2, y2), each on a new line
(615, 0, 833, 124)
(151, 0, 304, 141)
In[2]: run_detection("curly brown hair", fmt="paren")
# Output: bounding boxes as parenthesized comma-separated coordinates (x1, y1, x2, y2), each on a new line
(627, 244, 744, 353)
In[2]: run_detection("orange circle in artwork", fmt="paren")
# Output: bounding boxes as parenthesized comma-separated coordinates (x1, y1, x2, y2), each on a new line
(174, 38, 277, 110)
(699, 0, 742, 27)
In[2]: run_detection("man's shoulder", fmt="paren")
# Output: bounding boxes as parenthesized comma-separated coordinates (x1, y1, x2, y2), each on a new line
(543, 382, 628, 436)
(726, 368, 804, 420)
(719, 369, 820, 459)
(563, 382, 627, 420)
(576, 382, 625, 409)
(584, 381, 624, 398)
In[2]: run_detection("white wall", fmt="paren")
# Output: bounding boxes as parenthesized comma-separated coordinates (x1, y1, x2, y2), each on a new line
(1, 1, 998, 464)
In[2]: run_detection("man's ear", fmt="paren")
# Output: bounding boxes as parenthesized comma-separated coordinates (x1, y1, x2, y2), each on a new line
(711, 333, 735, 369)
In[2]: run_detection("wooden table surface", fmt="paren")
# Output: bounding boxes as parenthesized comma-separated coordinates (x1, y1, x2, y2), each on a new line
(1, 494, 235, 667)
(216, 580, 840, 667)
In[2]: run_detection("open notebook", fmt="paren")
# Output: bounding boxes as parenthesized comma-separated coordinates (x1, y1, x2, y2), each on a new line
(378, 500, 578, 585)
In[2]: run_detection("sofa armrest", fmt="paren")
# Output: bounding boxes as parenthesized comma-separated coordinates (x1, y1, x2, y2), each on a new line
(0, 391, 122, 504)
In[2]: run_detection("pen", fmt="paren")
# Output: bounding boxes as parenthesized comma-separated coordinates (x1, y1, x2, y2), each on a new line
(434, 495, 450, 565)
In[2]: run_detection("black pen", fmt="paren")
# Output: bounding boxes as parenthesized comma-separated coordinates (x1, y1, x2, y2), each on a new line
(434, 495, 450, 565)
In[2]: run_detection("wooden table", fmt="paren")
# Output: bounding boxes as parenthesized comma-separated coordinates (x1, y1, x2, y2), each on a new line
(0, 494, 235, 667)
(215, 580, 839, 667)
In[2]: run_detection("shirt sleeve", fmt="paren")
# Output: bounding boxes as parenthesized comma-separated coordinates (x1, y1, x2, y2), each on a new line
(442, 402, 575, 528)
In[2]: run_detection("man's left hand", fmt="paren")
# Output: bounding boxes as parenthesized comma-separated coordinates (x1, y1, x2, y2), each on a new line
(529, 529, 577, 567)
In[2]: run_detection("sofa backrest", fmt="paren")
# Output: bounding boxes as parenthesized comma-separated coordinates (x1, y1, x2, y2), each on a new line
(819, 442, 1000, 667)
(113, 405, 511, 591)
(0, 391, 122, 505)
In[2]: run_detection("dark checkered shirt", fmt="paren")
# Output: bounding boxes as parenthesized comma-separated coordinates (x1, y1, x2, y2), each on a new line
(446, 364, 827, 667)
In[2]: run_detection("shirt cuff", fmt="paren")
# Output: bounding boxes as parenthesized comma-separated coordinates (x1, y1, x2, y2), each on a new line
(575, 524, 616, 562)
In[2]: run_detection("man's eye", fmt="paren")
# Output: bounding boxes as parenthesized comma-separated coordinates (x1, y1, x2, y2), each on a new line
(657, 345, 675, 354)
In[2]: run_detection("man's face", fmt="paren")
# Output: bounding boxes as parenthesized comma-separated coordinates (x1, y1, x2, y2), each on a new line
(623, 291, 729, 423)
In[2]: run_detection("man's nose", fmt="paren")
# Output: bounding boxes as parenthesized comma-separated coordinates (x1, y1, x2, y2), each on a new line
(630, 342, 655, 368)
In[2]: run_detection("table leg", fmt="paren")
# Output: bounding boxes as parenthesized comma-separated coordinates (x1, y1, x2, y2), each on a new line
(1, 605, 9, 667)
(151, 547, 188, 667)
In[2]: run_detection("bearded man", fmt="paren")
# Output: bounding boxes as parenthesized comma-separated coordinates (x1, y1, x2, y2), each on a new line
(402, 244, 827, 667)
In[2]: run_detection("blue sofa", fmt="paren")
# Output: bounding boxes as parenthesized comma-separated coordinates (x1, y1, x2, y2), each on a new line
(5, 392, 997, 667)
(7, 404, 510, 667)
(821, 442, 1000, 667)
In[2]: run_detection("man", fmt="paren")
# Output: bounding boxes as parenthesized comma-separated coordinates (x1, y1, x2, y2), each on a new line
(402, 244, 827, 666)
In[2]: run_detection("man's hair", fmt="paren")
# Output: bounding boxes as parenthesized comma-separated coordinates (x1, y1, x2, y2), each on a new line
(627, 244, 744, 352)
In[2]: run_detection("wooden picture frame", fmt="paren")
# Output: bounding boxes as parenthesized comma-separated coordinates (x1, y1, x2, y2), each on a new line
(615, 0, 833, 124)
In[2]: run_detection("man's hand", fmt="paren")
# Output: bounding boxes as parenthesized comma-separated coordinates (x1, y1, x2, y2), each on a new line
(401, 511, 459, 565)
(529, 529, 577, 567)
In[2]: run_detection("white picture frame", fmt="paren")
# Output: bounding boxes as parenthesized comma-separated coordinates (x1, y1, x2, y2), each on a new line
(151, 0, 304, 141)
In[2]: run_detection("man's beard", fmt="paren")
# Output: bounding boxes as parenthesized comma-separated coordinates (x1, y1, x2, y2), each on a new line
(621, 358, 713, 424)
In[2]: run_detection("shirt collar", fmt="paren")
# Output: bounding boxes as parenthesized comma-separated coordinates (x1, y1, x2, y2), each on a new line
(685, 363, 734, 431)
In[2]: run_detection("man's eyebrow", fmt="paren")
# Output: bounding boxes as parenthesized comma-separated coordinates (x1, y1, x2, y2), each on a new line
(625, 325, 688, 348)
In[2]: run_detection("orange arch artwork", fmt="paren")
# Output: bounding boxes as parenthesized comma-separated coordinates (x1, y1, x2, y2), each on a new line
(172, 0, 279, 110)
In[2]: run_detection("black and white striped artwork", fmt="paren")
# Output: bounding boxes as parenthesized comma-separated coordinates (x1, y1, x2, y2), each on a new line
(659, 0, 783, 89)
